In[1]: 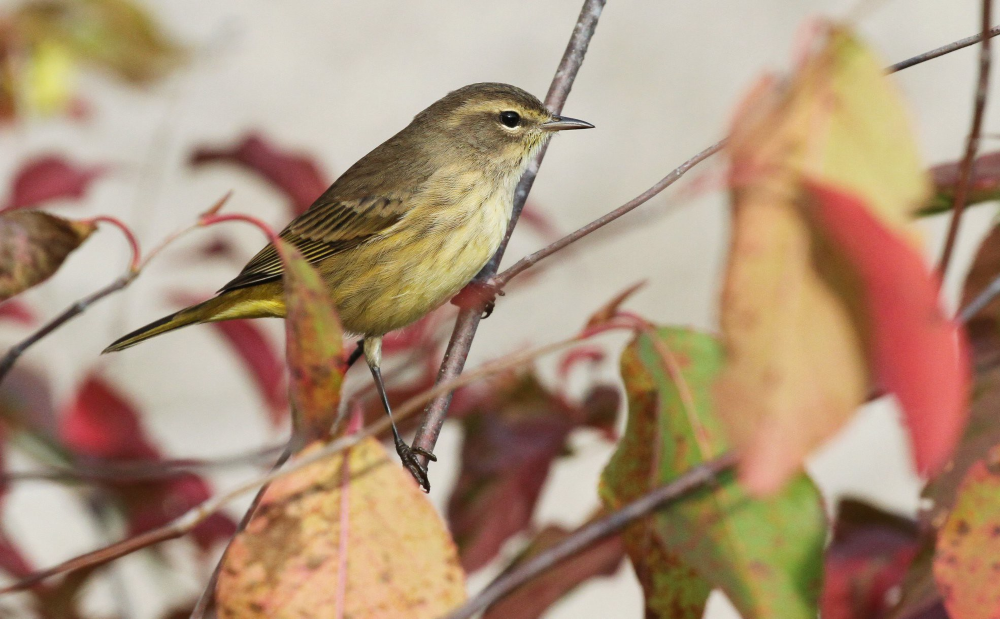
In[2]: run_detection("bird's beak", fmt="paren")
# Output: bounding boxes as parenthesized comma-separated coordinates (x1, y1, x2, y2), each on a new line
(541, 115, 595, 131)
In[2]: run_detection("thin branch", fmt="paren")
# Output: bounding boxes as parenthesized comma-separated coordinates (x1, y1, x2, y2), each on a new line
(938, 3, 994, 274)
(494, 140, 726, 288)
(439, 453, 739, 619)
(0, 273, 135, 386)
(0, 326, 624, 593)
(2, 442, 284, 485)
(887, 24, 1000, 74)
(411, 0, 606, 465)
(0, 195, 234, 388)
(959, 271, 1000, 322)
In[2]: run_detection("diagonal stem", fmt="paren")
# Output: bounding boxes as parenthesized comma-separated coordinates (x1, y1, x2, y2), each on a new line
(411, 0, 607, 464)
(938, 0, 994, 274)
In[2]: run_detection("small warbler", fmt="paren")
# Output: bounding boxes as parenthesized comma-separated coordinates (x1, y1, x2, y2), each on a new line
(104, 82, 592, 488)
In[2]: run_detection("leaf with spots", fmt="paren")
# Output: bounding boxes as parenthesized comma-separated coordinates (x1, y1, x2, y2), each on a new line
(215, 437, 466, 618)
(601, 326, 826, 619)
(276, 239, 345, 442)
(0, 210, 96, 302)
(933, 452, 1000, 619)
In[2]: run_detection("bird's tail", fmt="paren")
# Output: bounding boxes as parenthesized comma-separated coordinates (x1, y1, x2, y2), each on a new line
(102, 299, 217, 353)
(103, 284, 285, 353)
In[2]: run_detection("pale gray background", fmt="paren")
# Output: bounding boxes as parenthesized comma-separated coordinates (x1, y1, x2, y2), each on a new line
(0, 0, 994, 616)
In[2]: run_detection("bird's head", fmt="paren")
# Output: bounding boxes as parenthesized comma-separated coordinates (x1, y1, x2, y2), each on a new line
(412, 82, 593, 173)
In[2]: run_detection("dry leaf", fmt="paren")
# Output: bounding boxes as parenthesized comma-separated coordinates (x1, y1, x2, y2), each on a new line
(0, 210, 95, 301)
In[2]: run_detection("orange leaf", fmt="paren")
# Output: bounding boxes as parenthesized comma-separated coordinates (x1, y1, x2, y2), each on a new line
(0, 210, 95, 302)
(933, 453, 1000, 618)
(215, 438, 466, 618)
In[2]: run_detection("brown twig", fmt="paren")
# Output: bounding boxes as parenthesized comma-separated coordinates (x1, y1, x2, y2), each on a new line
(494, 140, 726, 288)
(887, 24, 1000, 74)
(411, 0, 606, 466)
(938, 3, 994, 274)
(0, 326, 624, 594)
(0, 196, 235, 388)
(1, 442, 285, 485)
(0, 215, 142, 386)
(439, 452, 739, 619)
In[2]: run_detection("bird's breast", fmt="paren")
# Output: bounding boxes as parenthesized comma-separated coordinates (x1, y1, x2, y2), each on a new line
(320, 171, 516, 336)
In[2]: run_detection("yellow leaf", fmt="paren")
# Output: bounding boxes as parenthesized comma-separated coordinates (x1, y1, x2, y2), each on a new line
(718, 24, 935, 493)
(24, 40, 75, 115)
(216, 438, 466, 618)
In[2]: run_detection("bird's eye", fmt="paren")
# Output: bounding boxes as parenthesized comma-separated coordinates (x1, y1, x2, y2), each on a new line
(499, 111, 521, 128)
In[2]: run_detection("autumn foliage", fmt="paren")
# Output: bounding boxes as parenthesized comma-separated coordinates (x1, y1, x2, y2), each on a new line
(0, 3, 998, 619)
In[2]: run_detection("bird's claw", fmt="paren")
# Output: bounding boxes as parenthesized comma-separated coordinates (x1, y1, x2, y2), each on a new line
(395, 440, 437, 492)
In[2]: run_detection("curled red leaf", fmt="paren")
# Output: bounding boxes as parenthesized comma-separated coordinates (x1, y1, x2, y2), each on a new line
(190, 134, 329, 216)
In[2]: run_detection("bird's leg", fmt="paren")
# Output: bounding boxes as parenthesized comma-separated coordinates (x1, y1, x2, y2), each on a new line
(345, 339, 364, 369)
(364, 336, 437, 491)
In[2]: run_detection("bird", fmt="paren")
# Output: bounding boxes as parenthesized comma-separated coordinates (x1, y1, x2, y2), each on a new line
(103, 82, 593, 490)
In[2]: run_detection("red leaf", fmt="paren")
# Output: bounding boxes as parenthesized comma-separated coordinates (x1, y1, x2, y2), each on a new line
(190, 134, 329, 216)
(60, 376, 157, 460)
(60, 376, 237, 550)
(3, 157, 107, 211)
(930, 151, 1000, 210)
(821, 499, 919, 619)
(0, 533, 34, 579)
(807, 182, 971, 475)
(483, 523, 624, 619)
(170, 292, 287, 425)
(214, 320, 287, 426)
(381, 311, 445, 356)
(0, 300, 35, 325)
(447, 373, 619, 572)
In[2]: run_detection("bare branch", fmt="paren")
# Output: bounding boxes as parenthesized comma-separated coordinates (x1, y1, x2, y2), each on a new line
(439, 453, 739, 619)
(494, 140, 726, 288)
(0, 195, 234, 388)
(0, 326, 623, 594)
(411, 0, 607, 467)
(887, 25, 1000, 74)
(2, 442, 284, 485)
(938, 4, 994, 274)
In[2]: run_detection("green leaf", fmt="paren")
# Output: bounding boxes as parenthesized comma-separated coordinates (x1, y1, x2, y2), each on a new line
(276, 240, 345, 442)
(600, 326, 826, 619)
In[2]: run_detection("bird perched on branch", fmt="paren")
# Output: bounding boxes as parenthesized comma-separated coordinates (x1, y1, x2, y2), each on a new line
(104, 82, 592, 489)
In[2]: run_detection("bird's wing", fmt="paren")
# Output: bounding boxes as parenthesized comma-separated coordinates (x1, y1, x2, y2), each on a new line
(218, 192, 410, 292)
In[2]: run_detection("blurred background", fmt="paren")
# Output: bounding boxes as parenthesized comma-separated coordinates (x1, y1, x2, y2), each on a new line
(0, 0, 994, 617)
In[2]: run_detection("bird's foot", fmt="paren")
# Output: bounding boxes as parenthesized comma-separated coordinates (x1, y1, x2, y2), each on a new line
(395, 439, 437, 492)
(451, 279, 504, 319)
